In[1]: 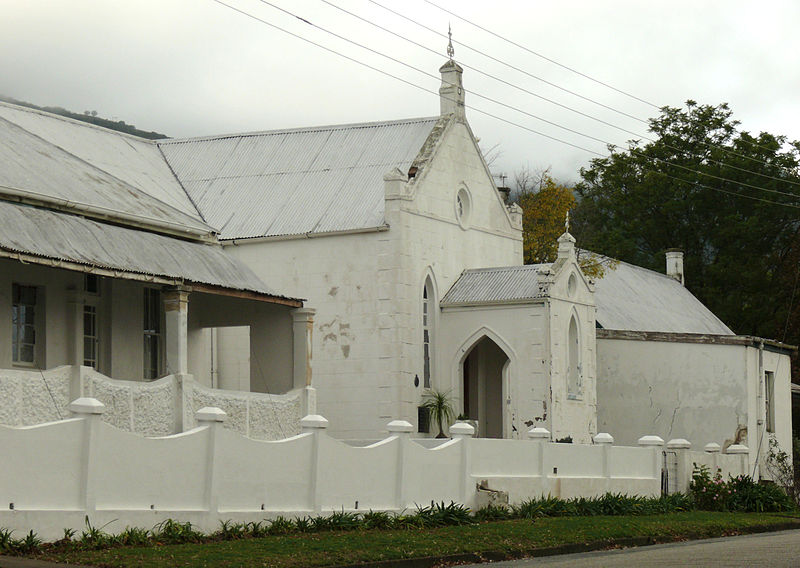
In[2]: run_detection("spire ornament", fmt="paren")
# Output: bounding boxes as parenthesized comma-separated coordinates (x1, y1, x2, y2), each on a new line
(447, 23, 455, 60)
(564, 210, 570, 234)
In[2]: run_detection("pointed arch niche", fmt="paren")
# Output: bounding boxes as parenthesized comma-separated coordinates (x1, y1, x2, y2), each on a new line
(458, 329, 513, 438)
(422, 274, 436, 389)
(567, 311, 582, 399)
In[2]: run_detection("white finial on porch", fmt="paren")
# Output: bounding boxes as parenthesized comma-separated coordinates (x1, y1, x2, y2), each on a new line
(565, 210, 570, 234)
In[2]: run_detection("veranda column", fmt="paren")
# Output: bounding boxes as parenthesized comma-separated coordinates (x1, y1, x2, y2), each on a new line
(67, 291, 84, 399)
(163, 287, 190, 376)
(292, 308, 316, 415)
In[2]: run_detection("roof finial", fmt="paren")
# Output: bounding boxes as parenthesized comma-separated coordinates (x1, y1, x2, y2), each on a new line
(565, 210, 570, 234)
(447, 23, 455, 60)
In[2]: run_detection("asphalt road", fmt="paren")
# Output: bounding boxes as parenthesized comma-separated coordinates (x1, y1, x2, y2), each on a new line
(460, 529, 800, 567)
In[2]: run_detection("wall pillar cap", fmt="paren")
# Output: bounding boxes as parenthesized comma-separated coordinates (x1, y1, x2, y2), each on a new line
(593, 432, 614, 445)
(726, 444, 749, 454)
(386, 420, 414, 433)
(666, 438, 691, 449)
(704, 442, 722, 453)
(301, 414, 329, 430)
(68, 397, 106, 415)
(291, 307, 316, 318)
(527, 427, 551, 440)
(195, 407, 227, 423)
(638, 435, 664, 447)
(449, 422, 475, 437)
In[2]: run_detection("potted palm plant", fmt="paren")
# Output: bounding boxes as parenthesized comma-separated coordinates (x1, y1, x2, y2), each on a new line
(420, 388, 455, 438)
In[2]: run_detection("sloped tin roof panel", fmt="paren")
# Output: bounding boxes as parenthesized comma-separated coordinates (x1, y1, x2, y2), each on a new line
(0, 200, 294, 299)
(441, 265, 552, 305)
(159, 117, 439, 239)
(592, 259, 733, 334)
(0, 102, 204, 222)
(0, 114, 212, 236)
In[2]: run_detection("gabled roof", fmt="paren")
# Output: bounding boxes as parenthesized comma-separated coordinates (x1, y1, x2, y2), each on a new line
(592, 259, 733, 335)
(441, 264, 552, 306)
(0, 102, 212, 237)
(158, 117, 442, 240)
(442, 257, 734, 335)
(0, 200, 298, 302)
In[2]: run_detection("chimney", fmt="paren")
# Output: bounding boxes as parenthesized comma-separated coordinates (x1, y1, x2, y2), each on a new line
(497, 186, 510, 204)
(665, 249, 684, 285)
(439, 59, 465, 119)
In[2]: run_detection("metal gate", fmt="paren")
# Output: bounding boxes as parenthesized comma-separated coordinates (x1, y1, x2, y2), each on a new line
(662, 450, 678, 494)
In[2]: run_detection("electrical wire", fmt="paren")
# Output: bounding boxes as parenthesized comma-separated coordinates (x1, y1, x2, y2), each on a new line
(211, 0, 603, 156)
(210, 0, 800, 209)
(424, 0, 659, 109)
(247, 0, 800, 202)
(324, 0, 800, 191)
(421, 0, 797, 161)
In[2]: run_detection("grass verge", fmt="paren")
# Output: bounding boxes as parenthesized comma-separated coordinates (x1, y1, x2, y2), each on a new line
(28, 512, 800, 568)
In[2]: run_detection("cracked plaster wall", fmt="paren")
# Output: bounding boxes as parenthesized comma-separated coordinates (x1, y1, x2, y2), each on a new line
(596, 339, 768, 453)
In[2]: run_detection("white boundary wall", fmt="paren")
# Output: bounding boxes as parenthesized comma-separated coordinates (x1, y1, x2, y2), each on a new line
(0, 399, 702, 541)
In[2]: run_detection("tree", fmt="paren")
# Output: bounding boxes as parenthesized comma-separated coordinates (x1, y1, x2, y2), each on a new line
(515, 167, 613, 277)
(517, 169, 575, 264)
(572, 101, 800, 343)
(420, 388, 455, 438)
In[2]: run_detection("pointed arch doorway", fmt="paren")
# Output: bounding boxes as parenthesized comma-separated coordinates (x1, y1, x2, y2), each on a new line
(461, 335, 511, 438)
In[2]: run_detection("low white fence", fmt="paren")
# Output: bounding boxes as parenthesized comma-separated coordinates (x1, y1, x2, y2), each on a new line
(0, 399, 658, 541)
(0, 399, 752, 541)
(0, 366, 308, 439)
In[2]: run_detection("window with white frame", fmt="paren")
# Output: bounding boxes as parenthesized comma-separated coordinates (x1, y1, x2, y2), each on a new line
(12, 284, 37, 365)
(143, 288, 162, 380)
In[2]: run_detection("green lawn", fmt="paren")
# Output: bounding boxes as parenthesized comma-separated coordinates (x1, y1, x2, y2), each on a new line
(27, 512, 800, 568)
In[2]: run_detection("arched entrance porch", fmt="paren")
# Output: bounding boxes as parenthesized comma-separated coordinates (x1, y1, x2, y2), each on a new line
(460, 335, 511, 438)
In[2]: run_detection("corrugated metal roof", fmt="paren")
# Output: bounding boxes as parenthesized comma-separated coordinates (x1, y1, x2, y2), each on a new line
(442, 257, 733, 335)
(158, 117, 441, 239)
(0, 102, 203, 222)
(593, 259, 733, 335)
(0, 112, 212, 236)
(441, 264, 552, 306)
(0, 200, 294, 299)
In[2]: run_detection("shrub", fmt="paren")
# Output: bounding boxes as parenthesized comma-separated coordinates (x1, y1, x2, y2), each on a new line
(690, 464, 795, 512)
(151, 519, 202, 544)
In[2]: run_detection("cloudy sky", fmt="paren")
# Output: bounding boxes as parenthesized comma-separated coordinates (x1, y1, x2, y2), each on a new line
(2, 0, 798, 183)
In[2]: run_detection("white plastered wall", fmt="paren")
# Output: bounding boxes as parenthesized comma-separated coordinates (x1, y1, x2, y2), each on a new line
(390, 119, 523, 430)
(546, 264, 597, 444)
(225, 118, 523, 438)
(596, 338, 793, 474)
(438, 305, 548, 438)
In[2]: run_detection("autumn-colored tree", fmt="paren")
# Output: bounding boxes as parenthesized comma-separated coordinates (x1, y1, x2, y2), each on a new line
(517, 171, 575, 265)
(514, 168, 614, 278)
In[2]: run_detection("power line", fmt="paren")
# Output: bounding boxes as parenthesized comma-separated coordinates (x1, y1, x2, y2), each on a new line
(424, 0, 660, 109)
(421, 0, 795, 161)
(210, 0, 602, 156)
(323, 0, 800, 191)
(251, 0, 800, 201)
(209, 0, 800, 210)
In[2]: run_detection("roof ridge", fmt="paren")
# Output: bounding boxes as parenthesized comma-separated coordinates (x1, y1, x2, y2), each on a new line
(0, 100, 158, 144)
(463, 263, 550, 273)
(158, 116, 440, 145)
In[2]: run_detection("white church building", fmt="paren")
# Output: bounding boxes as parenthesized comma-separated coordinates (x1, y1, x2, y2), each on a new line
(0, 56, 792, 475)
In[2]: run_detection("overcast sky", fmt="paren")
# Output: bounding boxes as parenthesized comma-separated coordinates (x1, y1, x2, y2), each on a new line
(2, 0, 798, 184)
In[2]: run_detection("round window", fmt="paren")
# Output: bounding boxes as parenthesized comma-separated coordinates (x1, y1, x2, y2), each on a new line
(455, 187, 471, 228)
(567, 273, 577, 297)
